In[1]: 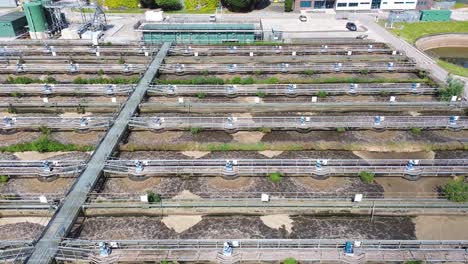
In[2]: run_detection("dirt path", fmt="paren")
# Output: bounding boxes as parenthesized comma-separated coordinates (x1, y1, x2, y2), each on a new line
(261, 215, 293, 233)
(162, 215, 203, 233)
(376, 177, 447, 198)
(353, 150, 435, 160)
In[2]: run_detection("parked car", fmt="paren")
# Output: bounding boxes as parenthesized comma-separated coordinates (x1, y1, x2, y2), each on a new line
(346, 22, 357, 31)
(299, 14, 307, 22)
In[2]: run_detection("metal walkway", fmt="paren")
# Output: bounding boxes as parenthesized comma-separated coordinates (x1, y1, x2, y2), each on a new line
(3, 64, 146, 74)
(25, 42, 171, 264)
(0, 45, 159, 56)
(104, 158, 468, 179)
(140, 101, 467, 113)
(0, 116, 113, 131)
(129, 115, 467, 131)
(0, 84, 134, 96)
(55, 239, 468, 263)
(83, 195, 468, 216)
(160, 62, 417, 74)
(0, 160, 85, 178)
(148, 83, 437, 96)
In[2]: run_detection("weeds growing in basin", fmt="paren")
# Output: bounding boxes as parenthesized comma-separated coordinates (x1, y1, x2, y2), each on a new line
(268, 172, 282, 184)
(258, 127, 272, 133)
(283, 258, 298, 264)
(190, 127, 203, 135)
(146, 190, 161, 203)
(73, 76, 139, 84)
(359, 171, 375, 184)
(196, 92, 207, 99)
(0, 175, 9, 183)
(5, 76, 58, 84)
(336, 127, 346, 133)
(317, 90, 327, 98)
(256, 91, 266, 98)
(410, 127, 422, 135)
(443, 177, 468, 202)
(359, 69, 369, 75)
(303, 70, 316, 76)
(0, 136, 94, 153)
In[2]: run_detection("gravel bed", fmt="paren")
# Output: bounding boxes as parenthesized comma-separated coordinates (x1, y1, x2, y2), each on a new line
(76, 215, 414, 240)
(0, 222, 44, 240)
(119, 151, 191, 160)
(435, 151, 468, 159)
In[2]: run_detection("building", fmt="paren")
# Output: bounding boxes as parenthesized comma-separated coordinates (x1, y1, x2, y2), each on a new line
(0, 11, 27, 38)
(140, 23, 257, 44)
(294, 0, 430, 10)
(0, 0, 18, 8)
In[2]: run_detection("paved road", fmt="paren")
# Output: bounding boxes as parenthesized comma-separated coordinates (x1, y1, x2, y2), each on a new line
(359, 14, 468, 99)
(25, 42, 171, 264)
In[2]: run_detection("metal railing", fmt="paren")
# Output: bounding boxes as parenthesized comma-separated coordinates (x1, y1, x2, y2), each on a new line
(2, 64, 146, 74)
(139, 101, 467, 113)
(0, 116, 113, 131)
(0, 45, 159, 57)
(0, 160, 85, 178)
(0, 84, 135, 96)
(129, 115, 466, 130)
(104, 158, 468, 177)
(159, 62, 418, 74)
(148, 83, 437, 96)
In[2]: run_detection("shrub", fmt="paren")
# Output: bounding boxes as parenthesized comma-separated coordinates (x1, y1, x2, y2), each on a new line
(410, 127, 422, 135)
(359, 171, 375, 183)
(268, 172, 282, 183)
(258, 127, 271, 133)
(263, 77, 279, 84)
(146, 190, 161, 203)
(317, 90, 327, 98)
(190, 127, 203, 134)
(196, 92, 207, 99)
(337, 127, 346, 133)
(98, 69, 105, 75)
(443, 178, 468, 202)
(0, 175, 9, 183)
(118, 57, 126, 64)
(254, 70, 263, 76)
(10, 92, 23, 98)
(256, 91, 266, 98)
(201, 69, 209, 75)
(283, 257, 298, 264)
(39, 126, 51, 136)
(360, 69, 369, 75)
(439, 76, 465, 101)
(156, 0, 182, 10)
(284, 0, 293, 11)
(221, 0, 258, 12)
(140, 0, 157, 8)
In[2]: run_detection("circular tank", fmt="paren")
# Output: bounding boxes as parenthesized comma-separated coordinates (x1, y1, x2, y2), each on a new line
(23, 1, 48, 32)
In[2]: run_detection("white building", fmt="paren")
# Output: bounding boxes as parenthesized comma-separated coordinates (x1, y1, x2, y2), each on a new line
(334, 0, 417, 10)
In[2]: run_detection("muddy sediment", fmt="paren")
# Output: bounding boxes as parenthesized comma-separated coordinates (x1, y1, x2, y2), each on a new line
(76, 215, 415, 240)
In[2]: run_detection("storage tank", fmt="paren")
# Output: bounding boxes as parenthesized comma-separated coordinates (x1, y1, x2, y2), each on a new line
(23, 1, 49, 39)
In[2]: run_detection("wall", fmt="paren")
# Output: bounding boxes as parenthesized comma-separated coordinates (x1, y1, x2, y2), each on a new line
(415, 33, 468, 51)
(335, 0, 417, 10)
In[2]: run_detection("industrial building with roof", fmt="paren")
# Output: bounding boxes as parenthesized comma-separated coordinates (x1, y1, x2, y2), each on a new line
(0, 11, 27, 37)
(139, 23, 257, 44)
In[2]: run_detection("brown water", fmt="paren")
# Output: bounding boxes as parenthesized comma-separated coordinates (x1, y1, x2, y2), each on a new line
(427, 47, 468, 68)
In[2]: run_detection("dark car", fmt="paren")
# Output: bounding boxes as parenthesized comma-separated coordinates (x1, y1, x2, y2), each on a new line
(346, 22, 357, 31)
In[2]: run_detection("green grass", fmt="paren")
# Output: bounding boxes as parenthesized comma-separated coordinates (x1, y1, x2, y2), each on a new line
(389, 21, 468, 44)
(437, 60, 468, 77)
(165, 7, 217, 13)
(0, 135, 94, 153)
(0, 175, 9, 183)
(73, 7, 145, 13)
(454, 2, 468, 8)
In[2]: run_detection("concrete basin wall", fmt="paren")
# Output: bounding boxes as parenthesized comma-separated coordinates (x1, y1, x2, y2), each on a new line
(415, 33, 468, 51)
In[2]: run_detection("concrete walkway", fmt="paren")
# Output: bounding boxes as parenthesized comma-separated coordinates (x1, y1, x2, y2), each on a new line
(26, 42, 171, 264)
(359, 14, 468, 99)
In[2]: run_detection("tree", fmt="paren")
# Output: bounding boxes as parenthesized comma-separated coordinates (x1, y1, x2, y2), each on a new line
(140, 0, 158, 8)
(439, 75, 465, 101)
(443, 178, 468, 202)
(283, 258, 298, 264)
(221, 0, 257, 12)
(284, 0, 293, 12)
(156, 0, 182, 10)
